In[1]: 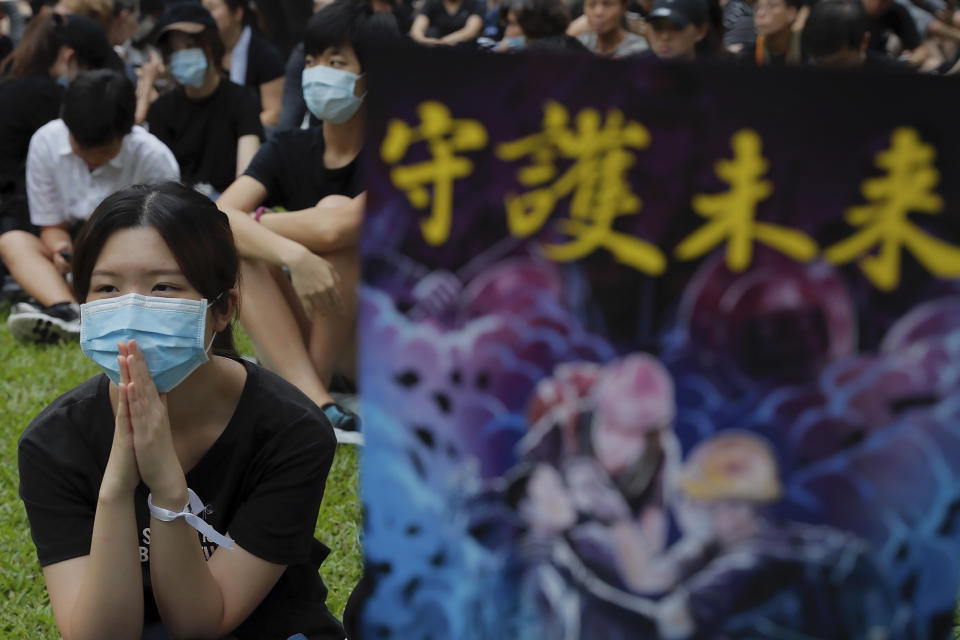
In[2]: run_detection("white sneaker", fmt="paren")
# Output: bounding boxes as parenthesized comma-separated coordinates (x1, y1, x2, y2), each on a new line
(11, 301, 40, 314)
(8, 301, 81, 343)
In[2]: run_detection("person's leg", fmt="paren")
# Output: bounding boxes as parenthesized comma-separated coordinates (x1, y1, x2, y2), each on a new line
(238, 256, 335, 406)
(0, 230, 75, 305)
(307, 246, 359, 387)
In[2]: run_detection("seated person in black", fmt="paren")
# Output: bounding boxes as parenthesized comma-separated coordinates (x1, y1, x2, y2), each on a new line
(146, 2, 264, 197)
(0, 12, 120, 233)
(861, 0, 923, 58)
(217, 0, 399, 445)
(803, 0, 913, 69)
(410, 0, 484, 45)
(202, 0, 285, 127)
(18, 182, 344, 640)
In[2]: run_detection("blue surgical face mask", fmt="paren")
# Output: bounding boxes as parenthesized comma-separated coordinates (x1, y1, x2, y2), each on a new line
(170, 48, 209, 89)
(56, 74, 70, 88)
(506, 36, 526, 49)
(80, 293, 219, 393)
(302, 64, 364, 124)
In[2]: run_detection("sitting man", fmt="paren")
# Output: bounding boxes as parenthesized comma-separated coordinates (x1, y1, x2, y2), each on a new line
(0, 69, 179, 343)
(216, 0, 398, 444)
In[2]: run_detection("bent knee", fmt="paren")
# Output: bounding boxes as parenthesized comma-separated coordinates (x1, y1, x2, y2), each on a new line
(0, 230, 42, 257)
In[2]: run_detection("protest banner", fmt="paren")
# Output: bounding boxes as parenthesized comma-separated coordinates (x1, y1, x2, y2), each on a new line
(359, 46, 960, 639)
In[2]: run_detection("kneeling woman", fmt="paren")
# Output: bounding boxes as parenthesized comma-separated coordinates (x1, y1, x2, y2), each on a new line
(18, 182, 343, 640)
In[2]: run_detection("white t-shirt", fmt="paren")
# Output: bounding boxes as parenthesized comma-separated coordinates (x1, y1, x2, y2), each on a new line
(26, 119, 180, 227)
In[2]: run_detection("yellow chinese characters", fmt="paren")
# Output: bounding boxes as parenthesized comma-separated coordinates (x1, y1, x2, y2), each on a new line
(824, 127, 960, 291)
(381, 101, 488, 246)
(495, 101, 666, 275)
(675, 129, 818, 271)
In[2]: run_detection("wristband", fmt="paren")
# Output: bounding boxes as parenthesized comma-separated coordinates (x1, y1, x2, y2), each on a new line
(253, 206, 266, 222)
(147, 488, 235, 551)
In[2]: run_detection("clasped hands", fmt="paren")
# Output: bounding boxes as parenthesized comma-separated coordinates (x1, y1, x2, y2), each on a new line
(103, 340, 187, 511)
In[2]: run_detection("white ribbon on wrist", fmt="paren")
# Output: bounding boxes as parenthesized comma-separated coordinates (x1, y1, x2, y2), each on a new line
(147, 488, 235, 551)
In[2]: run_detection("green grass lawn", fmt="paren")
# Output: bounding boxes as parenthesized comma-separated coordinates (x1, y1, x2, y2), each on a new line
(0, 302, 362, 637)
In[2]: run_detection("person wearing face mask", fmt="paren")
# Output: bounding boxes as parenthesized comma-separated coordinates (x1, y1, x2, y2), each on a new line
(18, 181, 346, 640)
(145, 2, 263, 198)
(217, 0, 399, 445)
(0, 12, 122, 236)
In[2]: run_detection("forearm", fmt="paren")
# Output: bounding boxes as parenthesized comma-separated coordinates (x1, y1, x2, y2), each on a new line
(223, 205, 311, 267)
(135, 73, 158, 126)
(65, 493, 143, 640)
(148, 487, 229, 639)
(442, 18, 482, 43)
(259, 204, 360, 254)
(410, 16, 431, 42)
(259, 79, 284, 128)
(40, 225, 71, 253)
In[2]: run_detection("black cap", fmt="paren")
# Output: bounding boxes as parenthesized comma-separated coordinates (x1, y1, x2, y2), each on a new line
(155, 1, 218, 40)
(54, 14, 121, 71)
(648, 0, 708, 27)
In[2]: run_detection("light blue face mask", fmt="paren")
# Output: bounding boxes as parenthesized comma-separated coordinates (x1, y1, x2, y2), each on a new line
(506, 36, 526, 50)
(170, 48, 209, 89)
(301, 64, 365, 124)
(80, 293, 219, 393)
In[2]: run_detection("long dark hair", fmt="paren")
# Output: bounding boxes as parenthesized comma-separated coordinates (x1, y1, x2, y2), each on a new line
(72, 182, 240, 356)
(0, 11, 62, 80)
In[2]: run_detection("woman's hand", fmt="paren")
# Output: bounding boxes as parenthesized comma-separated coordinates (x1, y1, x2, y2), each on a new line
(286, 246, 344, 317)
(122, 340, 187, 509)
(100, 343, 141, 500)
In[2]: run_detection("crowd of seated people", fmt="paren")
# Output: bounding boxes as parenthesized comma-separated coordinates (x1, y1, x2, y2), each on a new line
(0, 0, 956, 636)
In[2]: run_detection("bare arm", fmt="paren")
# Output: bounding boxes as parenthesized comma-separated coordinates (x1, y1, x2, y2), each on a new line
(42, 497, 144, 640)
(441, 14, 483, 44)
(259, 192, 364, 253)
(259, 77, 285, 128)
(135, 51, 163, 126)
(120, 343, 288, 637)
(40, 223, 72, 273)
(410, 14, 442, 44)
(149, 502, 287, 638)
(235, 135, 261, 178)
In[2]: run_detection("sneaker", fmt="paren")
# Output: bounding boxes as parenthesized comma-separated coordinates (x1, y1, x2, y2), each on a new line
(7, 301, 81, 344)
(11, 300, 41, 314)
(321, 402, 364, 446)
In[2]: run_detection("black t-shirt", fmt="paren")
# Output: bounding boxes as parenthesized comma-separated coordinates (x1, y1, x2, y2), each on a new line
(18, 360, 344, 640)
(245, 126, 363, 210)
(865, 5, 922, 53)
(147, 79, 264, 193)
(418, 0, 483, 39)
(0, 74, 64, 229)
(245, 30, 285, 90)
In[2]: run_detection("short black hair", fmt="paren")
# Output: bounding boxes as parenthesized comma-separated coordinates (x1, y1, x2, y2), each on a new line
(508, 0, 570, 40)
(62, 69, 135, 148)
(784, 0, 805, 10)
(73, 182, 239, 356)
(802, 0, 866, 58)
(303, 0, 400, 70)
